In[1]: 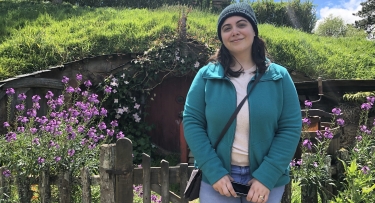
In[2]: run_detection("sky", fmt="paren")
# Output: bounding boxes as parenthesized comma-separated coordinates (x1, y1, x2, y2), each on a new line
(273, 0, 366, 29)
(236, 0, 366, 29)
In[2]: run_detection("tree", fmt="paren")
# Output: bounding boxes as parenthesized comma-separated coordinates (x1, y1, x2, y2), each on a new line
(314, 14, 347, 37)
(353, 0, 375, 34)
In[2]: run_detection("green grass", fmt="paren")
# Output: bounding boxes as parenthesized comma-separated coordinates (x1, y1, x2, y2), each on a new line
(0, 1, 374, 81)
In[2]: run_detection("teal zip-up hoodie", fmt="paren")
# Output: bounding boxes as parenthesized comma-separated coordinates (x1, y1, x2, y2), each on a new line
(183, 62, 302, 190)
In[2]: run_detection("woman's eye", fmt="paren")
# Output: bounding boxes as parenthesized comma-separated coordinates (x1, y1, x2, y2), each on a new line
(238, 24, 246, 27)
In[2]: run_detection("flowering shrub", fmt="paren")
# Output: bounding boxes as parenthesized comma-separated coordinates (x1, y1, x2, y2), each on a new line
(0, 74, 123, 201)
(333, 96, 375, 202)
(100, 36, 212, 163)
(291, 100, 344, 200)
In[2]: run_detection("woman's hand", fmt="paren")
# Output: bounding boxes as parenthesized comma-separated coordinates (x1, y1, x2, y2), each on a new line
(246, 178, 270, 202)
(212, 175, 237, 197)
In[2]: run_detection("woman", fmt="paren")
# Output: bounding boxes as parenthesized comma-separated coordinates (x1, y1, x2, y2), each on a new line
(183, 2, 302, 203)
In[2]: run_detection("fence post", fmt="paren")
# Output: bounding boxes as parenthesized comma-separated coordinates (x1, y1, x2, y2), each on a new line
(58, 170, 72, 203)
(322, 155, 333, 203)
(115, 138, 133, 203)
(336, 149, 349, 180)
(142, 153, 151, 203)
(39, 169, 51, 203)
(179, 163, 189, 203)
(81, 167, 92, 203)
(281, 181, 292, 203)
(160, 160, 170, 203)
(100, 143, 116, 203)
(0, 167, 10, 201)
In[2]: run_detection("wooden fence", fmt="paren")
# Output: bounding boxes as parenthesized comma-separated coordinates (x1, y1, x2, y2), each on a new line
(0, 137, 349, 203)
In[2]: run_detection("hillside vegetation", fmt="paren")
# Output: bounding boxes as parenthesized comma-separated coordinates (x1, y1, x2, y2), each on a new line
(0, 1, 374, 80)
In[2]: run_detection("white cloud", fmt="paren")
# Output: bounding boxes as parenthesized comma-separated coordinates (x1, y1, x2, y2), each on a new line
(314, 0, 364, 31)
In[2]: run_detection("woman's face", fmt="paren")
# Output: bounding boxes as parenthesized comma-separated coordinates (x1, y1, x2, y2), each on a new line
(220, 16, 255, 56)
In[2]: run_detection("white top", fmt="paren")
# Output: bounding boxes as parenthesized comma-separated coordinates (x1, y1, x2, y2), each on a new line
(229, 68, 256, 166)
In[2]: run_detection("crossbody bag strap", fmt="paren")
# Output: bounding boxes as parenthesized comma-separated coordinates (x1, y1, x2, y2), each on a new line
(213, 72, 264, 150)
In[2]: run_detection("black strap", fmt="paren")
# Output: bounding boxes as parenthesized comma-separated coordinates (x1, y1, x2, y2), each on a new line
(213, 72, 264, 149)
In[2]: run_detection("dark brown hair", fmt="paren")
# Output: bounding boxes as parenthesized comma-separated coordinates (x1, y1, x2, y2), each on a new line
(208, 36, 269, 77)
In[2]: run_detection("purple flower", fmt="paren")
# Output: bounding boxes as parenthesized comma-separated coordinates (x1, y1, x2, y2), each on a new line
(80, 138, 88, 146)
(2, 170, 11, 178)
(297, 159, 303, 165)
(3, 122, 10, 128)
(302, 117, 311, 126)
(331, 108, 341, 115)
(66, 86, 75, 93)
(361, 166, 370, 174)
(67, 132, 76, 140)
(17, 127, 25, 132)
(313, 162, 318, 167)
(290, 160, 296, 167)
(54, 156, 61, 162)
(31, 95, 41, 103)
(48, 140, 56, 148)
(367, 96, 375, 104)
(84, 80, 92, 87)
(76, 74, 82, 81)
(337, 118, 345, 127)
(16, 104, 25, 111)
(302, 139, 312, 150)
(304, 100, 312, 108)
(88, 143, 96, 150)
(56, 95, 64, 106)
(18, 116, 29, 123)
(88, 94, 99, 104)
(47, 100, 56, 109)
(6, 88, 15, 95)
(100, 108, 107, 116)
(107, 129, 114, 136)
(62, 76, 69, 84)
(82, 91, 89, 97)
(87, 127, 97, 138)
(75, 87, 81, 93)
(30, 128, 37, 134)
(18, 93, 27, 101)
(45, 91, 54, 99)
(32, 138, 40, 145)
(27, 109, 37, 117)
(116, 131, 125, 139)
(65, 125, 73, 133)
(110, 120, 118, 127)
(361, 103, 372, 110)
(98, 122, 107, 130)
(6, 132, 16, 142)
(68, 149, 75, 156)
(316, 130, 323, 139)
(104, 86, 112, 94)
(324, 127, 333, 139)
(360, 125, 371, 134)
(38, 157, 45, 164)
(77, 125, 85, 133)
(356, 135, 362, 141)
(33, 102, 40, 109)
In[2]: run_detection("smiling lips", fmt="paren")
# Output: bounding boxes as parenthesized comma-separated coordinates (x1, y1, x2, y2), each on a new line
(231, 38, 243, 42)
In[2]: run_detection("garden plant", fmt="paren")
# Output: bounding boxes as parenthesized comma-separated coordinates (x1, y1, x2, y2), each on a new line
(0, 74, 124, 202)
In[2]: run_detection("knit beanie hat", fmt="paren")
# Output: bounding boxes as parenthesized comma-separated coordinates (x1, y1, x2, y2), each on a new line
(217, 3, 258, 42)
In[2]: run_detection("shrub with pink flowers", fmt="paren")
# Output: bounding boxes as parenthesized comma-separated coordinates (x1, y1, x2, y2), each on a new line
(291, 97, 375, 202)
(333, 96, 375, 202)
(291, 100, 345, 201)
(0, 74, 123, 202)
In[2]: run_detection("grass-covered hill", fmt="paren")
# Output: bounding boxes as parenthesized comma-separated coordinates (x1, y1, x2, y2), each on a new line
(0, 1, 374, 80)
